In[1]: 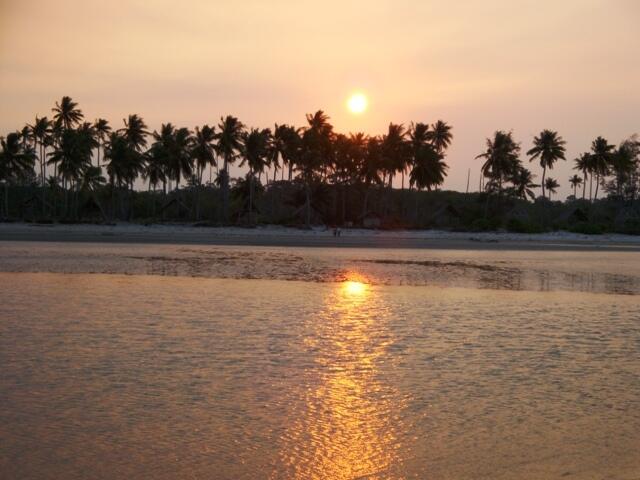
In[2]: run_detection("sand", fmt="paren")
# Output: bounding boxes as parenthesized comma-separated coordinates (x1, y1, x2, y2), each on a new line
(1, 222, 639, 251)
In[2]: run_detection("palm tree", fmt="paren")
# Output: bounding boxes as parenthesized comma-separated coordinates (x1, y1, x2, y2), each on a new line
(381, 123, 407, 188)
(568, 174, 583, 198)
(28, 116, 53, 214)
(192, 125, 216, 185)
(52, 96, 84, 130)
(80, 165, 108, 221)
(47, 128, 95, 217)
(166, 127, 194, 188)
(360, 135, 383, 220)
(477, 131, 521, 195)
(216, 115, 245, 221)
(589, 136, 614, 201)
(191, 125, 216, 220)
(510, 167, 538, 201)
(119, 114, 149, 152)
(240, 128, 271, 223)
(93, 118, 111, 167)
(409, 144, 448, 191)
(430, 120, 453, 154)
(0, 133, 36, 218)
(104, 132, 145, 219)
(544, 177, 560, 200)
(527, 130, 566, 199)
(299, 111, 334, 226)
(574, 153, 590, 200)
(609, 139, 639, 198)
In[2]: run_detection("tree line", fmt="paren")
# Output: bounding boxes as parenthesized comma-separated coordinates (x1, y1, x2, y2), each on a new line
(1, 96, 639, 227)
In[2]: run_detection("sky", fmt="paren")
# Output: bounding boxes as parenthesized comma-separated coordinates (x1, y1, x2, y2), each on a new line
(1, 0, 639, 197)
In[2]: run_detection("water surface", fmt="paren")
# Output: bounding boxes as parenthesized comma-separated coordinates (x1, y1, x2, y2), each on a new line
(0, 243, 639, 479)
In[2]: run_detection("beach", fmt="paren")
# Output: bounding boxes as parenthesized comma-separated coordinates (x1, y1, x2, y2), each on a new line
(1, 222, 640, 251)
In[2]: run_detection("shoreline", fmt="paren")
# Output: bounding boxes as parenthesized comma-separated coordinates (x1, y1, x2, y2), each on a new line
(1, 222, 640, 251)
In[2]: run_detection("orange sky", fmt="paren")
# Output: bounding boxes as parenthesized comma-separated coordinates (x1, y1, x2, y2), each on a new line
(1, 0, 639, 196)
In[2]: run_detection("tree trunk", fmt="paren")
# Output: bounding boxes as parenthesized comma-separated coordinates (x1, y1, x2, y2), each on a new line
(594, 174, 600, 201)
(249, 171, 254, 224)
(305, 183, 311, 228)
(541, 166, 546, 199)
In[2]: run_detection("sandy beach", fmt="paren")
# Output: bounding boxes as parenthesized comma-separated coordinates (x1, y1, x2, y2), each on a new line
(1, 222, 639, 251)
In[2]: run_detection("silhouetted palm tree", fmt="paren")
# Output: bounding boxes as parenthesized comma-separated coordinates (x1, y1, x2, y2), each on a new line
(192, 125, 216, 185)
(609, 139, 639, 198)
(104, 132, 145, 219)
(527, 130, 566, 199)
(544, 177, 559, 200)
(568, 174, 583, 198)
(216, 115, 245, 221)
(381, 123, 408, 188)
(47, 127, 95, 217)
(299, 111, 334, 226)
(0, 132, 36, 218)
(28, 116, 53, 213)
(573, 153, 590, 200)
(93, 118, 111, 167)
(240, 128, 271, 223)
(589, 136, 614, 201)
(52, 96, 84, 130)
(360, 136, 383, 220)
(409, 144, 447, 191)
(477, 131, 521, 195)
(120, 114, 149, 152)
(430, 120, 453, 154)
(510, 167, 538, 201)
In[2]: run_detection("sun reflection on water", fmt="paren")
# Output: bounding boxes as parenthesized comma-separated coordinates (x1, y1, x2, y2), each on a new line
(273, 277, 404, 479)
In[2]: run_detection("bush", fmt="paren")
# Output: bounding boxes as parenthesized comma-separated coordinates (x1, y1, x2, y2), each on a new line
(569, 222, 606, 235)
(506, 218, 544, 233)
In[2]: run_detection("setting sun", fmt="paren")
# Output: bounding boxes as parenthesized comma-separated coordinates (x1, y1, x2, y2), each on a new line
(347, 93, 368, 114)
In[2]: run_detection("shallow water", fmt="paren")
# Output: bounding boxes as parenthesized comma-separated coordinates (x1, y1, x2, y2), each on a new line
(1, 241, 640, 294)
(1, 243, 639, 479)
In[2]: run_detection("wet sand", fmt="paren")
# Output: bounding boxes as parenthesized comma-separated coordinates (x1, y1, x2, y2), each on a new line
(1, 222, 639, 251)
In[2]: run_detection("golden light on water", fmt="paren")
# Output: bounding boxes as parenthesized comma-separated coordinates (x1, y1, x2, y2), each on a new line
(342, 280, 367, 296)
(346, 92, 368, 114)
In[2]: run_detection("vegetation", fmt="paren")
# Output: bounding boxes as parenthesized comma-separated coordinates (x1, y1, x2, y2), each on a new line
(1, 96, 640, 234)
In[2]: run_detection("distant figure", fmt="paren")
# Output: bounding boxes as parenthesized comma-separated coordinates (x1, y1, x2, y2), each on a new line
(333, 227, 338, 237)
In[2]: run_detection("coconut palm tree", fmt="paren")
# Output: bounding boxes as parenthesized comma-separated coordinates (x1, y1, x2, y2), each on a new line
(573, 153, 590, 200)
(360, 135, 384, 220)
(477, 131, 521, 195)
(544, 177, 560, 200)
(52, 96, 84, 131)
(216, 115, 245, 221)
(93, 118, 111, 167)
(430, 120, 453, 154)
(510, 167, 538, 201)
(191, 125, 216, 219)
(166, 127, 194, 188)
(609, 138, 640, 198)
(0, 132, 36, 218)
(589, 136, 614, 201)
(409, 144, 448, 191)
(568, 174, 583, 198)
(527, 130, 566, 199)
(119, 114, 149, 152)
(192, 125, 216, 185)
(381, 123, 408, 188)
(240, 128, 271, 223)
(104, 132, 145, 219)
(47, 127, 95, 217)
(28, 116, 53, 214)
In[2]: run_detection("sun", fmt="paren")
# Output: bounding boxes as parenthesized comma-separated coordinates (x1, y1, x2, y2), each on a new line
(347, 92, 368, 114)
